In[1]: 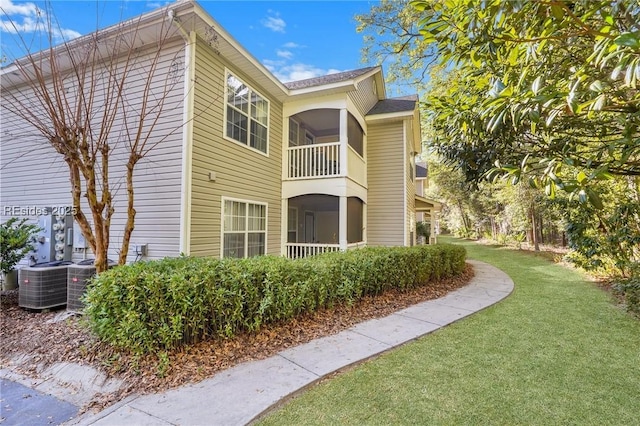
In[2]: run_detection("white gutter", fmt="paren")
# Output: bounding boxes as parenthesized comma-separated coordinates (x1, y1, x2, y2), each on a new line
(171, 10, 195, 255)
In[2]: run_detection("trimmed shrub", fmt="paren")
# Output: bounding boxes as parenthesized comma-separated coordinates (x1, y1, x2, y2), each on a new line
(84, 244, 466, 353)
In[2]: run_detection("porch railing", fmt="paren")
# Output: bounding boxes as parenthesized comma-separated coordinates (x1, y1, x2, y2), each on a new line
(287, 142, 341, 179)
(286, 243, 340, 259)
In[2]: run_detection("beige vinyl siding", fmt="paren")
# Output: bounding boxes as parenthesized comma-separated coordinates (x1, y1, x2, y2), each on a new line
(0, 39, 186, 262)
(366, 122, 404, 246)
(190, 38, 282, 257)
(405, 120, 416, 245)
(349, 76, 379, 117)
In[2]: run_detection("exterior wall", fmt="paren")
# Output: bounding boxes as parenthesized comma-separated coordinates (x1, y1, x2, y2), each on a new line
(404, 120, 416, 246)
(0, 39, 186, 263)
(366, 122, 404, 246)
(189, 38, 282, 257)
(348, 76, 379, 117)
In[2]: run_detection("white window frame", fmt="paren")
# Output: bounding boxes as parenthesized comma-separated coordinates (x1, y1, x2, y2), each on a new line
(221, 197, 268, 258)
(305, 130, 315, 145)
(223, 69, 270, 156)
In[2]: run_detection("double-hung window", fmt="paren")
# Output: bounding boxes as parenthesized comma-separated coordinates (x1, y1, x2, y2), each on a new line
(222, 198, 267, 258)
(225, 71, 269, 154)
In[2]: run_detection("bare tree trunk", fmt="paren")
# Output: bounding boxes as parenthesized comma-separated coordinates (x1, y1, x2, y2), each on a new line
(119, 160, 136, 266)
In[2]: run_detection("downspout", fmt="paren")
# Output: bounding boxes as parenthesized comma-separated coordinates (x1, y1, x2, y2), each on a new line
(170, 10, 195, 255)
(402, 119, 408, 246)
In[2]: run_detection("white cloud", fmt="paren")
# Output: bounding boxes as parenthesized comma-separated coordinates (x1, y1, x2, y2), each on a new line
(0, 0, 39, 16)
(267, 62, 342, 83)
(262, 11, 285, 33)
(0, 0, 80, 42)
(282, 42, 301, 49)
(276, 49, 293, 59)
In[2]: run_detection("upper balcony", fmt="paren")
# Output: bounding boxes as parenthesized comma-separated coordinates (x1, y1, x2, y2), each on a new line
(285, 108, 366, 187)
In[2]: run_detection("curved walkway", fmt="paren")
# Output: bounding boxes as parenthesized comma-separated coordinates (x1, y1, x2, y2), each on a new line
(73, 260, 513, 426)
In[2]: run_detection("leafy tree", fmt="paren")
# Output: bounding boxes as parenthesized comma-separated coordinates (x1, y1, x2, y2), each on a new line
(359, 0, 639, 201)
(563, 177, 640, 276)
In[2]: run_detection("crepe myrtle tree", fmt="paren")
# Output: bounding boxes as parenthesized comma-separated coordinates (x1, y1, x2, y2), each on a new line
(0, 3, 204, 272)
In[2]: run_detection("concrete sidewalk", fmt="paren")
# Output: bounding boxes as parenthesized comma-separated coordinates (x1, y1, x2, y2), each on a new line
(71, 260, 513, 426)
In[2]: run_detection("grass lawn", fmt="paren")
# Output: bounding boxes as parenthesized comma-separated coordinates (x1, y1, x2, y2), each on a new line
(258, 237, 640, 425)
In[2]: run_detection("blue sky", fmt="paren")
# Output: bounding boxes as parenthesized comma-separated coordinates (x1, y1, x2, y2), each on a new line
(0, 0, 381, 83)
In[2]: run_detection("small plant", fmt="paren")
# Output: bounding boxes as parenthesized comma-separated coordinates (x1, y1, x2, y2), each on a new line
(613, 274, 640, 317)
(0, 217, 40, 274)
(511, 232, 526, 250)
(156, 351, 170, 378)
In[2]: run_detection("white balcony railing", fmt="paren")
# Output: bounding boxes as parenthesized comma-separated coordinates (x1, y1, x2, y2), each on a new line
(287, 142, 341, 179)
(285, 243, 340, 259)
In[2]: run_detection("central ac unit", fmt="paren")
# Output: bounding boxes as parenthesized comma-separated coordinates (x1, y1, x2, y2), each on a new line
(67, 259, 114, 312)
(19, 261, 74, 310)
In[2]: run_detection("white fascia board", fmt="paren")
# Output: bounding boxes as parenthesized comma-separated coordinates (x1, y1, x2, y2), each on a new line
(365, 110, 414, 123)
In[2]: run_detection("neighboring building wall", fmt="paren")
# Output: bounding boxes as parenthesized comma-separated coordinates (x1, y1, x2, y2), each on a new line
(366, 122, 404, 246)
(0, 39, 186, 263)
(189, 38, 282, 257)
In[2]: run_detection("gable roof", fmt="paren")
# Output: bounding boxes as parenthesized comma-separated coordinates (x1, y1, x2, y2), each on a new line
(284, 67, 379, 90)
(367, 95, 418, 116)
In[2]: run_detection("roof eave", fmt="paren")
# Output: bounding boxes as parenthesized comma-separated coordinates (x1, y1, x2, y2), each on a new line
(189, 2, 289, 101)
(365, 110, 414, 122)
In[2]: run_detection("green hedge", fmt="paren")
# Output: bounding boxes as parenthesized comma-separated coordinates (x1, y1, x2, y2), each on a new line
(84, 244, 466, 353)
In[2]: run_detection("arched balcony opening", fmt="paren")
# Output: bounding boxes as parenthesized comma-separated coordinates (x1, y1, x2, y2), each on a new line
(287, 109, 365, 183)
(285, 194, 366, 258)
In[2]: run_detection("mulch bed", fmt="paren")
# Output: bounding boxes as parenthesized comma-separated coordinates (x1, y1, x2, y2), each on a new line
(0, 264, 473, 412)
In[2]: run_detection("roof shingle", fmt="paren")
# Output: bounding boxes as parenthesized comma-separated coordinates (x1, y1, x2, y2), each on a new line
(367, 95, 418, 116)
(284, 67, 378, 90)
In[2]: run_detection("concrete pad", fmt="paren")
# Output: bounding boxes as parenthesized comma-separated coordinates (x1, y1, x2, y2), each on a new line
(396, 301, 474, 326)
(350, 313, 440, 346)
(121, 355, 318, 426)
(35, 363, 123, 407)
(88, 406, 172, 426)
(279, 330, 391, 377)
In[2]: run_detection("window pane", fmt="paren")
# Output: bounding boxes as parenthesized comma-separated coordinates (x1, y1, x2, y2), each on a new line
(227, 74, 249, 113)
(247, 232, 265, 257)
(250, 121, 267, 153)
(287, 207, 297, 232)
(224, 201, 246, 231)
(227, 107, 248, 144)
(347, 113, 364, 156)
(223, 233, 245, 258)
(248, 203, 266, 231)
(251, 94, 268, 126)
(289, 118, 299, 146)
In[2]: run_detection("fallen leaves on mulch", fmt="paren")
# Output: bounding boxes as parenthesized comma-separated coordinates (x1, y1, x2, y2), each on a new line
(0, 264, 474, 412)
